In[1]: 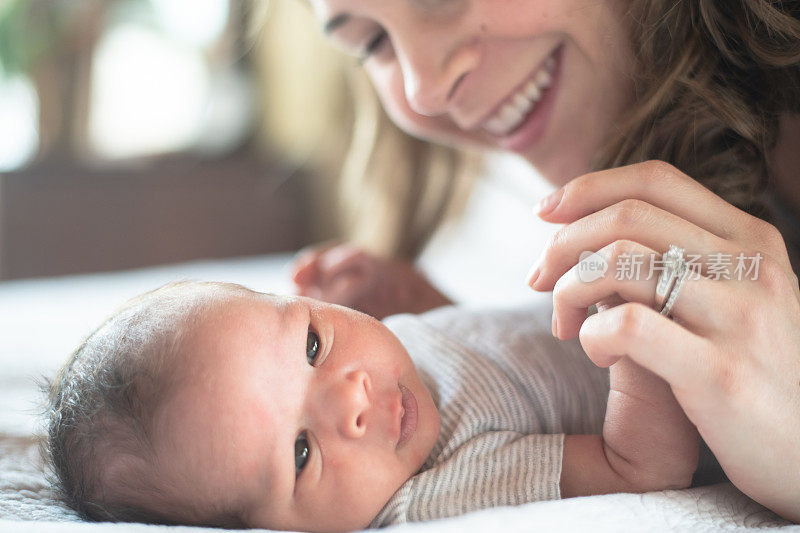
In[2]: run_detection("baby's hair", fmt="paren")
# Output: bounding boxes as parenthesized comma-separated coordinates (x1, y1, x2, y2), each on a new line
(42, 280, 254, 528)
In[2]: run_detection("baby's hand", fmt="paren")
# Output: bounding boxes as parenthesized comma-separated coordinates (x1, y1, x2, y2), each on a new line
(561, 357, 700, 497)
(290, 242, 453, 319)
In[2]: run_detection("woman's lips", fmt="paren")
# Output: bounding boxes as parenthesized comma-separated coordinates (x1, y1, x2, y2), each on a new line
(494, 44, 564, 153)
(397, 384, 418, 447)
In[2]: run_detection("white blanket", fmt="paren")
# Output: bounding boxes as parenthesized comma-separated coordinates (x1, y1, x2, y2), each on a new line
(0, 254, 795, 532)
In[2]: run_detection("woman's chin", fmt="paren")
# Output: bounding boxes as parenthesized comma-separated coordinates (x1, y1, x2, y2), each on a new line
(414, 128, 494, 154)
(518, 145, 595, 186)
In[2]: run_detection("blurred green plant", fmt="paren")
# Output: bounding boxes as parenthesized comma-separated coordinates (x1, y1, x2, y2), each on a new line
(0, 0, 71, 77)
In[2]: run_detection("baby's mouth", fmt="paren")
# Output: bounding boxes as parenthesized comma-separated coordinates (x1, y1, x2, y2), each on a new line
(397, 385, 418, 448)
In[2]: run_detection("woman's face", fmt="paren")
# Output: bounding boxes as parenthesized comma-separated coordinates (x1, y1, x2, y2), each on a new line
(311, 0, 637, 185)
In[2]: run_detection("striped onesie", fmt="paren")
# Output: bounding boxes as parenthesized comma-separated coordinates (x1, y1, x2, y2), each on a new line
(370, 304, 611, 527)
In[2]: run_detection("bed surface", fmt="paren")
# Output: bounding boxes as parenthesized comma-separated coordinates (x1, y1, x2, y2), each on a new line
(0, 252, 796, 532)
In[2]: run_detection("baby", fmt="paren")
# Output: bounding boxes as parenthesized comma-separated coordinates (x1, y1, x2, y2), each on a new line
(45, 280, 701, 532)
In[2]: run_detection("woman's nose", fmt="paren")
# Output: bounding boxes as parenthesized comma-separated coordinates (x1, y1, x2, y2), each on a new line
(329, 370, 372, 439)
(398, 37, 480, 116)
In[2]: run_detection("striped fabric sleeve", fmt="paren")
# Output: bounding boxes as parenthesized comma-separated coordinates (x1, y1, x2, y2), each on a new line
(374, 432, 563, 526)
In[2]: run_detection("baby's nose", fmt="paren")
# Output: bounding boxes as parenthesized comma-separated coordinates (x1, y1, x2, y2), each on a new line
(332, 370, 371, 439)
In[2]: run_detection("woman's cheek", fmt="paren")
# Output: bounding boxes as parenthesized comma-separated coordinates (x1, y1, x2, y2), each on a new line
(372, 67, 416, 125)
(367, 63, 480, 149)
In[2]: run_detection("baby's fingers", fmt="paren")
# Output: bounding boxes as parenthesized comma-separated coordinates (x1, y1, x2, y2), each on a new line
(291, 241, 340, 285)
(292, 241, 371, 288)
(318, 245, 374, 286)
(319, 273, 368, 308)
(579, 302, 712, 389)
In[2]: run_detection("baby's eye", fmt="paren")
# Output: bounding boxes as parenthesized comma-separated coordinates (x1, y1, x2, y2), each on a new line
(295, 432, 310, 475)
(306, 330, 320, 366)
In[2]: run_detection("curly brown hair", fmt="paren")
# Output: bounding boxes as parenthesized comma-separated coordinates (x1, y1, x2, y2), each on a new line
(597, 0, 800, 218)
(259, 0, 799, 258)
(342, 0, 800, 257)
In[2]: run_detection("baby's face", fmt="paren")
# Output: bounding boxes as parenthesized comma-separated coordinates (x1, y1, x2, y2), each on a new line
(158, 291, 440, 532)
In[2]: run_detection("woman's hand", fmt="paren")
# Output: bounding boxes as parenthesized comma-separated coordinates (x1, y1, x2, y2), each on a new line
(527, 160, 800, 522)
(291, 242, 453, 320)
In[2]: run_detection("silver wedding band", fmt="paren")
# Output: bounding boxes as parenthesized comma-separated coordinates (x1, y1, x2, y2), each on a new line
(660, 261, 689, 318)
(656, 244, 689, 319)
(655, 245, 684, 310)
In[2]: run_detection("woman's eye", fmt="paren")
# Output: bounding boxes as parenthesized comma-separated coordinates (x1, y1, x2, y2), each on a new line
(359, 31, 388, 63)
(306, 330, 320, 366)
(295, 432, 310, 475)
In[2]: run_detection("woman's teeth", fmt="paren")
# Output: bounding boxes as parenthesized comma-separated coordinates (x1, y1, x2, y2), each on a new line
(483, 54, 555, 137)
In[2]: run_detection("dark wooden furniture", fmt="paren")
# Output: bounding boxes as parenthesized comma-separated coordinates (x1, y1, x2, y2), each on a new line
(0, 150, 308, 280)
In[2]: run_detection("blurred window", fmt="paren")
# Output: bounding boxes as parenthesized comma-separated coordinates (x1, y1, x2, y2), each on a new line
(88, 22, 212, 158)
(0, 74, 39, 171)
(89, 0, 252, 159)
(0, 0, 255, 170)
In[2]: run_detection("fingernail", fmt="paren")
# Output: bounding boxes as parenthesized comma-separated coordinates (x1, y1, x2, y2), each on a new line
(535, 187, 565, 217)
(551, 313, 559, 338)
(526, 253, 546, 289)
(525, 265, 541, 287)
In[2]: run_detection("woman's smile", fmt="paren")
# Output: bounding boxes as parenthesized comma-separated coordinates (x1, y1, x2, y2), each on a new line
(314, 0, 637, 185)
(484, 44, 563, 154)
(478, 45, 558, 137)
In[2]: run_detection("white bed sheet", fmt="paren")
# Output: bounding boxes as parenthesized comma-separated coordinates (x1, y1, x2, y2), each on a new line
(0, 252, 796, 532)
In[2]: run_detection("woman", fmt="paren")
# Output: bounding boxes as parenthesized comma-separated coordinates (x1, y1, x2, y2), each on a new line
(287, 0, 800, 522)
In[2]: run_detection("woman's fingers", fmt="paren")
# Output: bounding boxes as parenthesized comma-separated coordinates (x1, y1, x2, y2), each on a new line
(552, 240, 721, 339)
(536, 160, 794, 276)
(538, 161, 774, 249)
(578, 301, 714, 390)
(530, 198, 746, 290)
